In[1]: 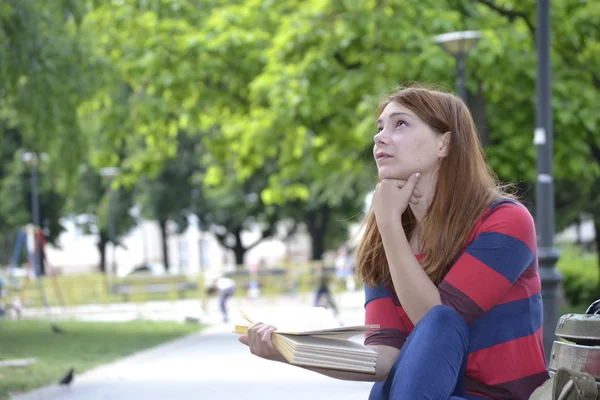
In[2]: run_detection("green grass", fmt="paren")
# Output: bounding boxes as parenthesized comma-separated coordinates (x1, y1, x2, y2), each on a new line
(0, 319, 203, 399)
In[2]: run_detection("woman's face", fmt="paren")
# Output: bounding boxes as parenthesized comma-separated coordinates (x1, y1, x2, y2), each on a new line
(373, 102, 446, 180)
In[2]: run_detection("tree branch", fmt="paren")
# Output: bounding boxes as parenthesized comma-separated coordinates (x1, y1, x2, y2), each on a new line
(333, 52, 361, 70)
(284, 220, 300, 239)
(246, 228, 272, 251)
(475, 0, 600, 92)
(213, 229, 233, 251)
(584, 126, 600, 165)
(554, 46, 600, 91)
(473, 0, 535, 35)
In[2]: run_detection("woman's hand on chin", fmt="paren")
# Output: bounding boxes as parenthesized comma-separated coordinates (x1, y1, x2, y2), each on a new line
(373, 173, 421, 229)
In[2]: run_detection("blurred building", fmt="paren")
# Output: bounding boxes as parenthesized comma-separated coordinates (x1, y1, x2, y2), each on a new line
(44, 217, 313, 280)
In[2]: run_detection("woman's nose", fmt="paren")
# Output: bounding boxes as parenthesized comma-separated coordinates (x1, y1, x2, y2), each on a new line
(374, 131, 387, 145)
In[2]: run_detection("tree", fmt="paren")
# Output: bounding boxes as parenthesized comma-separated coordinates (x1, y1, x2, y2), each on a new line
(67, 166, 136, 273)
(0, 1, 106, 180)
(77, 0, 598, 190)
(194, 163, 284, 266)
(283, 194, 366, 261)
(0, 124, 24, 264)
(469, 0, 600, 287)
(136, 132, 196, 271)
(77, 0, 599, 269)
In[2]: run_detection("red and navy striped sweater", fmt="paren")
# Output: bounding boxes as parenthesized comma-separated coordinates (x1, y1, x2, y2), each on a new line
(364, 199, 549, 400)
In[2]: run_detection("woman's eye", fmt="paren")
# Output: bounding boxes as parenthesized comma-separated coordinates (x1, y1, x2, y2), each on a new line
(376, 127, 383, 133)
(396, 120, 407, 128)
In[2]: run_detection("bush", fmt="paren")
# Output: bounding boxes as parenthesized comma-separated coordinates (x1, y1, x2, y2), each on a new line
(557, 246, 599, 307)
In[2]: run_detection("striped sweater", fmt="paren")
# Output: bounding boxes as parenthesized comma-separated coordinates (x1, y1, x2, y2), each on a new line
(364, 199, 549, 400)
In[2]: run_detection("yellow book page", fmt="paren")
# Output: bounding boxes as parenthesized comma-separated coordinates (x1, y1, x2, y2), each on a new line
(239, 306, 339, 330)
(239, 306, 378, 334)
(233, 325, 249, 335)
(233, 324, 369, 340)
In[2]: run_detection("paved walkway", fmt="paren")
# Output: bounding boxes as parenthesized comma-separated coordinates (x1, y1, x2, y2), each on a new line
(11, 291, 373, 400)
(18, 290, 366, 325)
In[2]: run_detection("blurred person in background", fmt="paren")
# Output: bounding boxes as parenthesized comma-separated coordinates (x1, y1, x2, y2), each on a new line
(313, 265, 339, 315)
(335, 245, 356, 292)
(216, 276, 236, 323)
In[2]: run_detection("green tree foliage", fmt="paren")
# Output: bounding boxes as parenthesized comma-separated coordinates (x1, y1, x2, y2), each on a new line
(472, 0, 600, 288)
(0, 129, 66, 241)
(0, 0, 105, 178)
(75, 0, 599, 262)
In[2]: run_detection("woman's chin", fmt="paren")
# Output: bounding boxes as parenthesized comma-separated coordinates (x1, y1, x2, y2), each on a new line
(378, 170, 409, 181)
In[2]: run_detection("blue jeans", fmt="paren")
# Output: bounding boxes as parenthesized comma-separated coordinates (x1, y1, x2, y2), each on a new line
(369, 305, 474, 400)
(219, 287, 235, 322)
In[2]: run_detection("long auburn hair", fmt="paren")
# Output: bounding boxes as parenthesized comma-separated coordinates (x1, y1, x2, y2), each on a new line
(356, 85, 512, 287)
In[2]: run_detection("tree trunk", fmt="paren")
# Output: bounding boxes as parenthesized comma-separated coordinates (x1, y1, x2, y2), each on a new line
(233, 227, 245, 266)
(97, 233, 109, 273)
(37, 244, 46, 276)
(0, 232, 10, 265)
(159, 219, 170, 271)
(575, 214, 583, 248)
(306, 205, 330, 260)
(467, 84, 490, 148)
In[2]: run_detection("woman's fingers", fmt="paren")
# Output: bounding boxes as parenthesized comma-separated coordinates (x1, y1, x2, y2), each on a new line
(394, 181, 422, 198)
(248, 322, 264, 354)
(409, 195, 419, 205)
(247, 322, 278, 358)
(260, 326, 277, 352)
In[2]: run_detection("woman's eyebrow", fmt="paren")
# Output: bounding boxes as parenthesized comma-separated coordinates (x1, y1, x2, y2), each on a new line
(377, 112, 413, 124)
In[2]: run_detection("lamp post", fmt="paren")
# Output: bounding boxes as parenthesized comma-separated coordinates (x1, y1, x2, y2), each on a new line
(21, 152, 48, 276)
(21, 151, 49, 308)
(100, 167, 120, 275)
(534, 0, 562, 362)
(433, 30, 482, 102)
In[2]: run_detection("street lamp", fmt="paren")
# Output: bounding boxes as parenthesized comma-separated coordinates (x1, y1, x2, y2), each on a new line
(534, 0, 562, 363)
(21, 151, 49, 308)
(433, 30, 481, 102)
(100, 167, 120, 275)
(21, 151, 48, 276)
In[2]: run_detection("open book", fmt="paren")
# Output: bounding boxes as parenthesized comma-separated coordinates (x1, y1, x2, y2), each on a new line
(234, 306, 379, 374)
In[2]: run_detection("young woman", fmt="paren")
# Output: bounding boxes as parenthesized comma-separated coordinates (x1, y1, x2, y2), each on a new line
(239, 86, 549, 400)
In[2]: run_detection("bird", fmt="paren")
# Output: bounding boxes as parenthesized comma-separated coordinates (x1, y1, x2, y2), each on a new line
(51, 324, 65, 334)
(59, 368, 75, 386)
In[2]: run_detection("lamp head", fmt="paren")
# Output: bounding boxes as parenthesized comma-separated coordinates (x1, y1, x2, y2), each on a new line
(433, 30, 481, 57)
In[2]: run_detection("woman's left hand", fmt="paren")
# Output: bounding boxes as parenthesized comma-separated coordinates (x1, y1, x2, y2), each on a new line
(373, 173, 421, 228)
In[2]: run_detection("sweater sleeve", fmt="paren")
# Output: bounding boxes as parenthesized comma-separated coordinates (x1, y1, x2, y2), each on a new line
(438, 203, 537, 324)
(363, 282, 414, 349)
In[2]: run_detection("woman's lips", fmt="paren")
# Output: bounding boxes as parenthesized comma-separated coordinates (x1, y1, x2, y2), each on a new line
(376, 153, 393, 161)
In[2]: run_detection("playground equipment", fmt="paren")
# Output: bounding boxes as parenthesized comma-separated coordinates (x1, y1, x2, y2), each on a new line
(8, 224, 65, 313)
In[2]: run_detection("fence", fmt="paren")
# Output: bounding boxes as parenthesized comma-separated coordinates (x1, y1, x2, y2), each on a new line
(3, 261, 362, 308)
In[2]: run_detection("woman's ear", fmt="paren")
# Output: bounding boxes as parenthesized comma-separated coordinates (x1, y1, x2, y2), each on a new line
(437, 131, 451, 158)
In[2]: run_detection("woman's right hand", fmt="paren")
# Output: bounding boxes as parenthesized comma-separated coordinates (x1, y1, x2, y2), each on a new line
(238, 322, 286, 363)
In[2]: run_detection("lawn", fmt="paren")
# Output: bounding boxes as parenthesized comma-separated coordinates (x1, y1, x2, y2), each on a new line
(0, 319, 203, 399)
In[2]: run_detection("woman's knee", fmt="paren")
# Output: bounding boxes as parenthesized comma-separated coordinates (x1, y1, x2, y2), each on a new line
(419, 305, 468, 339)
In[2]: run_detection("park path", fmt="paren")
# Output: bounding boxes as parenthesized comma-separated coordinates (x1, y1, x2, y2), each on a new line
(12, 291, 374, 400)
